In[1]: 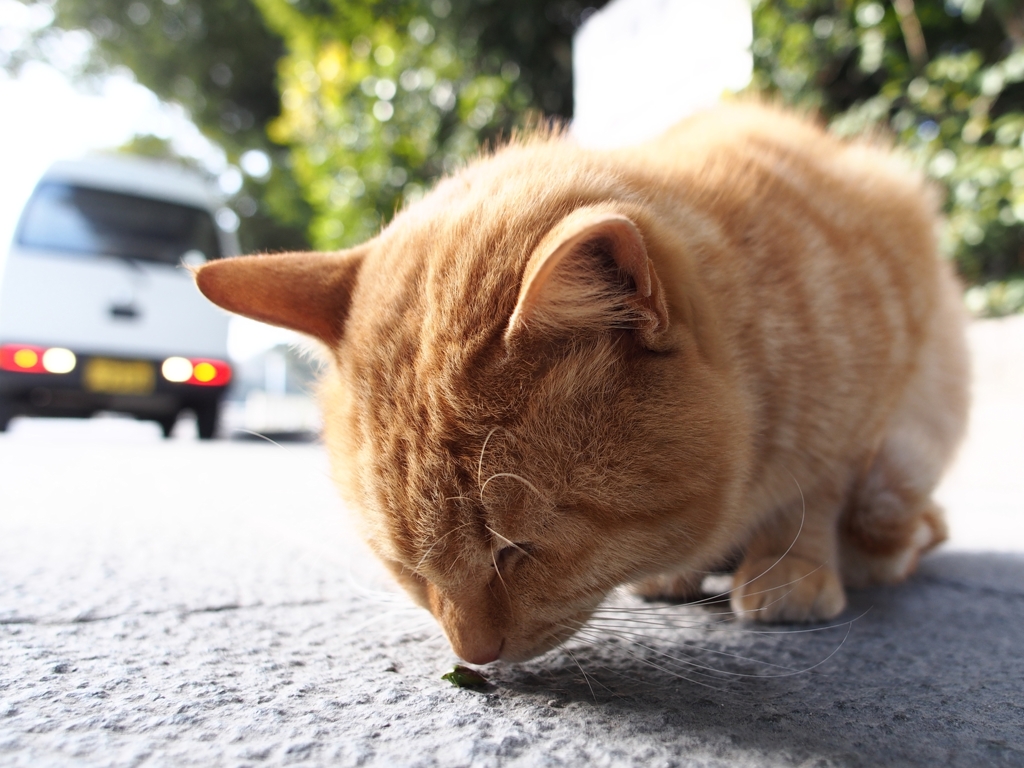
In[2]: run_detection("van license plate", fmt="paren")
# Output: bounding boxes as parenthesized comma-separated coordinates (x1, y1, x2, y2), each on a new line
(83, 359, 155, 395)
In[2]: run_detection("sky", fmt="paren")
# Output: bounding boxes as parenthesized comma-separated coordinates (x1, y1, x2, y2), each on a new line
(0, 63, 218, 249)
(0, 0, 229, 251)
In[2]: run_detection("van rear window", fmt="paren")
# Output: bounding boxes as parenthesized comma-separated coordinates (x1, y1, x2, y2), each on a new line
(16, 181, 223, 265)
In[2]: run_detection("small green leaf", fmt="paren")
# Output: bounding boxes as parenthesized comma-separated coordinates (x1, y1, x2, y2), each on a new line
(441, 664, 490, 690)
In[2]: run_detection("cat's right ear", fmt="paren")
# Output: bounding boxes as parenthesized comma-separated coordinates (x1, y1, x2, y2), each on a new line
(505, 206, 670, 350)
(194, 248, 365, 346)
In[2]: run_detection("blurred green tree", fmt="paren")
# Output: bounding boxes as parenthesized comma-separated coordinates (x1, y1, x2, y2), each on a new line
(251, 0, 603, 248)
(751, 0, 1024, 314)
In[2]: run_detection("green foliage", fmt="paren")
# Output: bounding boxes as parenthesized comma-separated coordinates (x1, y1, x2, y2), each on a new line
(751, 0, 1024, 292)
(253, 0, 599, 249)
(115, 134, 213, 178)
(965, 277, 1024, 316)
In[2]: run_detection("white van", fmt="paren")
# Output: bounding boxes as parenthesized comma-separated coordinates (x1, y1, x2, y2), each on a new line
(0, 155, 237, 438)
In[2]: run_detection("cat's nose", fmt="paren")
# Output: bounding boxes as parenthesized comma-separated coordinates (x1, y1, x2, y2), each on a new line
(444, 615, 504, 664)
(455, 637, 503, 665)
(427, 583, 505, 664)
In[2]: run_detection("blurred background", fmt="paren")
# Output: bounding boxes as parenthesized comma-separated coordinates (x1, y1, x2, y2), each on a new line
(0, 0, 1022, 440)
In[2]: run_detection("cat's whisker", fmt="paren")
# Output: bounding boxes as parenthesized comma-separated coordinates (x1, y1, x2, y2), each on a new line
(231, 426, 342, 487)
(718, 561, 828, 613)
(232, 428, 291, 451)
(569, 589, 864, 684)
(415, 520, 475, 573)
(565, 648, 598, 701)
(333, 571, 441, 636)
(489, 543, 511, 596)
(596, 599, 730, 615)
(484, 525, 536, 562)
(599, 609, 750, 634)
(594, 592, 860, 636)
(570, 632, 735, 693)
(480, 471, 546, 502)
(343, 579, 420, 606)
(477, 426, 500, 493)
(562, 616, 756, 676)
(588, 612, 729, 632)
(543, 642, 627, 697)
(574, 625, 801, 678)
(342, 608, 438, 639)
(568, 615, 854, 686)
(648, 616, 860, 637)
(677, 470, 809, 610)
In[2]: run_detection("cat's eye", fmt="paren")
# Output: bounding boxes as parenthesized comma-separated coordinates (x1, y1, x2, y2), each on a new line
(493, 543, 533, 572)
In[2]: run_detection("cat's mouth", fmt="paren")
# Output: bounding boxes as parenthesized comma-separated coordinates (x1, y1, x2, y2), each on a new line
(501, 608, 595, 662)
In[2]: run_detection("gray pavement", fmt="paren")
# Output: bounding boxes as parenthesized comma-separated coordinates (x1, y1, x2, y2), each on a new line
(1, 316, 1022, 768)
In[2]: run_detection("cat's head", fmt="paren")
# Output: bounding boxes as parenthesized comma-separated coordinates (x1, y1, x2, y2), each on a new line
(196, 143, 747, 662)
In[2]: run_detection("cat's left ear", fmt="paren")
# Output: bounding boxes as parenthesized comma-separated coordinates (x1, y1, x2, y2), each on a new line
(505, 206, 670, 349)
(194, 247, 366, 346)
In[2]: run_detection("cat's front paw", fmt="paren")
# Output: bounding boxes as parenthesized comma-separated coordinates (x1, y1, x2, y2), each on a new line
(633, 572, 704, 603)
(731, 556, 846, 623)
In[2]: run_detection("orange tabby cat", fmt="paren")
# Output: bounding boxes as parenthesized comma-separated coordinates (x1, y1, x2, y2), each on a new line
(196, 103, 969, 664)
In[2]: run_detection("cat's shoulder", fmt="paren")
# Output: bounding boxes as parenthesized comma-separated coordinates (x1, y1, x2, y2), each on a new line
(625, 101, 934, 211)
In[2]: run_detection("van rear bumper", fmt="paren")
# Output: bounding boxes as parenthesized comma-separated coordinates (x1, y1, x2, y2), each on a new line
(0, 354, 229, 422)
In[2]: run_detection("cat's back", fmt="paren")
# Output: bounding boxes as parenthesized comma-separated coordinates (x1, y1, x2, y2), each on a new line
(611, 102, 965, 495)
(615, 101, 943, 321)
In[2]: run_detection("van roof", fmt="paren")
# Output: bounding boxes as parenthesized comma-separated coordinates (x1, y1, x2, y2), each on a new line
(42, 155, 221, 211)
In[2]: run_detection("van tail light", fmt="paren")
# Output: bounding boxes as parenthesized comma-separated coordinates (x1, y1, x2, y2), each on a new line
(161, 356, 231, 387)
(0, 344, 77, 374)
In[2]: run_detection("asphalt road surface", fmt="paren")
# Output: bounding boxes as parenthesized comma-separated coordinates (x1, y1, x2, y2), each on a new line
(1, 316, 1022, 768)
